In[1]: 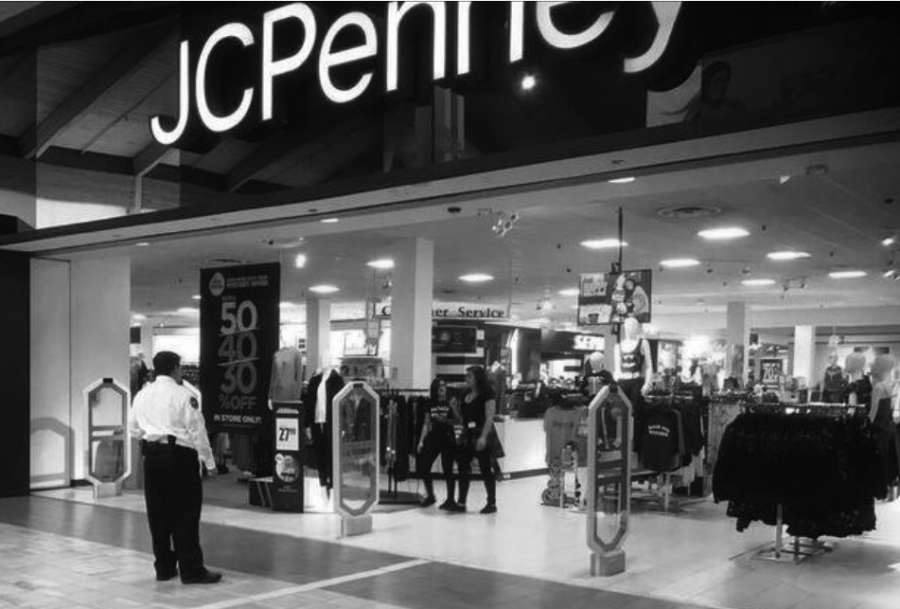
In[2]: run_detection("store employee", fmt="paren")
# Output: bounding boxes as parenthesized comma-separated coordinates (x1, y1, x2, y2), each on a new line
(129, 351, 222, 585)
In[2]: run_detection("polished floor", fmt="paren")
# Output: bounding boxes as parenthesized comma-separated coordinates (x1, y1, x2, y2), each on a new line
(2, 473, 899, 609)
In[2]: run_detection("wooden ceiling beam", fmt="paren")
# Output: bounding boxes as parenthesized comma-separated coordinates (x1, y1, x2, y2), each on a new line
(19, 32, 169, 160)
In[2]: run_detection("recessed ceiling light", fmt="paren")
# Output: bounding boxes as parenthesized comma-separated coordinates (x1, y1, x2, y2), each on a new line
(460, 273, 494, 283)
(829, 270, 867, 279)
(320, 218, 340, 224)
(608, 177, 636, 184)
(132, 313, 147, 322)
(135, 242, 151, 247)
(310, 285, 339, 294)
(558, 288, 580, 297)
(661, 258, 701, 269)
(767, 251, 812, 261)
(177, 307, 199, 315)
(191, 295, 202, 301)
(883, 236, 897, 247)
(295, 253, 307, 269)
(698, 227, 750, 241)
(280, 302, 297, 309)
(742, 279, 777, 287)
(581, 239, 627, 250)
(521, 74, 537, 91)
(367, 259, 395, 270)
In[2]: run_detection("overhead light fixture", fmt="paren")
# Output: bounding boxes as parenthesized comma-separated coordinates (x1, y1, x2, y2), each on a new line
(132, 313, 147, 322)
(608, 177, 636, 184)
(177, 307, 200, 316)
(661, 258, 701, 269)
(829, 270, 867, 279)
(742, 279, 777, 287)
(558, 288, 580, 297)
(320, 218, 340, 224)
(779, 175, 792, 185)
(698, 227, 750, 241)
(883, 236, 897, 248)
(135, 242, 151, 247)
(294, 253, 307, 269)
(460, 273, 494, 283)
(520, 74, 537, 91)
(581, 239, 627, 250)
(367, 259, 395, 270)
(767, 251, 812, 261)
(884, 270, 899, 280)
(191, 295, 202, 301)
(280, 302, 297, 309)
(310, 285, 339, 294)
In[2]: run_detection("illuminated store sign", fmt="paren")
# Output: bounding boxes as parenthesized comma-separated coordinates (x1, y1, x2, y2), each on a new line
(151, 1, 682, 145)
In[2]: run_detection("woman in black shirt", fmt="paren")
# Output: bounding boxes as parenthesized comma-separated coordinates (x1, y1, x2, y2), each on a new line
(455, 366, 498, 514)
(417, 378, 462, 510)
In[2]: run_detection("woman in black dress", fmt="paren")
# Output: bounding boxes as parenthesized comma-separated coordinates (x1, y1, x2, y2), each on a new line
(455, 366, 498, 514)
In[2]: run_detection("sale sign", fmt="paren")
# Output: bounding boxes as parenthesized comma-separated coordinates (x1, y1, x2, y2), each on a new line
(200, 264, 280, 433)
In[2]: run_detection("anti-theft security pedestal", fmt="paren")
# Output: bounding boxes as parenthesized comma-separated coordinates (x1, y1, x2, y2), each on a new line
(84, 378, 132, 500)
(332, 382, 380, 537)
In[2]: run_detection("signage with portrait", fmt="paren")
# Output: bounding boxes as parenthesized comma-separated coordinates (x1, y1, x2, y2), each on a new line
(432, 326, 480, 355)
(579, 271, 652, 326)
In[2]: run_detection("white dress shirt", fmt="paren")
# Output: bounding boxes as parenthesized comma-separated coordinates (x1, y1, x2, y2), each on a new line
(129, 376, 216, 471)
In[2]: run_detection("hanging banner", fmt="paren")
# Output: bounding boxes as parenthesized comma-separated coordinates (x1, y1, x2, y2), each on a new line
(578, 271, 652, 326)
(200, 263, 281, 433)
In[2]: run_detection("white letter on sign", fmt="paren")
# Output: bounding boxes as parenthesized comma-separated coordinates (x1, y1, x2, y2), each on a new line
(386, 1, 447, 92)
(536, 1, 615, 50)
(623, 2, 682, 73)
(262, 3, 318, 120)
(196, 23, 255, 133)
(150, 41, 190, 145)
(319, 12, 378, 104)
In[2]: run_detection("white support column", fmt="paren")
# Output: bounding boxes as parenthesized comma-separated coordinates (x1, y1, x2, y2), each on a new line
(69, 256, 131, 481)
(306, 297, 331, 379)
(793, 325, 816, 388)
(390, 238, 434, 389)
(726, 302, 749, 382)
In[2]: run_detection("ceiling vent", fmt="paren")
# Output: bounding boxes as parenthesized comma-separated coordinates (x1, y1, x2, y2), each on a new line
(657, 205, 722, 220)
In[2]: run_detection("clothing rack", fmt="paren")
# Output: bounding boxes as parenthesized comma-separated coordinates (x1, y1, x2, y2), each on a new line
(376, 389, 427, 504)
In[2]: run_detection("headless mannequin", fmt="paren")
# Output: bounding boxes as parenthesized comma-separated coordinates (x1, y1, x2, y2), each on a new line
(822, 353, 848, 404)
(843, 352, 870, 407)
(615, 317, 653, 452)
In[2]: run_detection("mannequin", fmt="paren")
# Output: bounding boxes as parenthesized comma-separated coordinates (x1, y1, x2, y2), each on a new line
(616, 317, 653, 451)
(580, 351, 606, 396)
(822, 353, 848, 404)
(304, 367, 345, 490)
(842, 352, 871, 407)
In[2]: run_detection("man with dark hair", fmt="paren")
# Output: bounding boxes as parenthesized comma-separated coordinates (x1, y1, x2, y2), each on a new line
(130, 351, 222, 585)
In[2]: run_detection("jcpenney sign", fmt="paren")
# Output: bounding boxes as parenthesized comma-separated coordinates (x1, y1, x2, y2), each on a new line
(151, 1, 682, 145)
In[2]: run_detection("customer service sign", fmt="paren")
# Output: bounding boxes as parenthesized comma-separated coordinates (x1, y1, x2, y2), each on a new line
(200, 264, 281, 433)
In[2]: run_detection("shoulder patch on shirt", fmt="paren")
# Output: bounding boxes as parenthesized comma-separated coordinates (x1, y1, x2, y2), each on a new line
(190, 397, 200, 410)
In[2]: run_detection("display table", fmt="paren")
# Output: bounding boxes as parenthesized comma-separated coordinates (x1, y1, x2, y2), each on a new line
(495, 418, 546, 478)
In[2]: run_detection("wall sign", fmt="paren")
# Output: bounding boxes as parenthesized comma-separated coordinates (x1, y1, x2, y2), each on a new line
(379, 301, 508, 320)
(200, 264, 281, 433)
(151, 1, 682, 145)
(578, 270, 652, 326)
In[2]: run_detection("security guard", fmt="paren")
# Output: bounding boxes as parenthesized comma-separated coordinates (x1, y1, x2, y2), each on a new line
(129, 351, 222, 585)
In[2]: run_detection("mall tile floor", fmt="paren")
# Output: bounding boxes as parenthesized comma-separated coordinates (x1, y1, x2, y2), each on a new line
(2, 474, 899, 609)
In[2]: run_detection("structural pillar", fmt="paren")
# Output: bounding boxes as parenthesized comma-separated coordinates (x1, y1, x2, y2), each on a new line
(391, 238, 434, 389)
(793, 325, 816, 388)
(725, 302, 749, 383)
(306, 298, 331, 379)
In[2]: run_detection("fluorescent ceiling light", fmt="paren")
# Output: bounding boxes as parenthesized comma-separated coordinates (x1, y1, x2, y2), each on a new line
(558, 288, 580, 297)
(310, 285, 340, 294)
(608, 177, 636, 184)
(367, 259, 395, 270)
(767, 251, 811, 261)
(581, 239, 627, 250)
(742, 279, 777, 287)
(829, 271, 867, 279)
(191, 294, 202, 301)
(661, 258, 701, 269)
(132, 314, 147, 322)
(279, 302, 297, 309)
(177, 307, 199, 315)
(521, 74, 537, 91)
(295, 253, 307, 269)
(883, 236, 897, 247)
(320, 218, 340, 224)
(135, 242, 151, 247)
(698, 227, 750, 241)
(460, 273, 494, 283)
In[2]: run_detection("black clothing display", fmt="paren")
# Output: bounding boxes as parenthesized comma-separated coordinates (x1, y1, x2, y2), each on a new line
(713, 409, 886, 539)
(380, 394, 418, 482)
(842, 376, 873, 407)
(822, 365, 848, 403)
(142, 441, 205, 580)
(619, 378, 647, 452)
(640, 395, 707, 473)
(304, 369, 345, 489)
(619, 339, 647, 378)
(871, 389, 900, 491)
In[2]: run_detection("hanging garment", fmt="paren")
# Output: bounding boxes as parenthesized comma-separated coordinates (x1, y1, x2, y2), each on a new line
(270, 348, 304, 402)
(304, 369, 345, 489)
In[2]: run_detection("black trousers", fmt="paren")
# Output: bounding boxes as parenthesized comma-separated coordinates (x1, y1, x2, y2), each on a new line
(457, 441, 496, 506)
(310, 423, 333, 489)
(142, 443, 205, 578)
(619, 378, 646, 452)
(418, 432, 456, 499)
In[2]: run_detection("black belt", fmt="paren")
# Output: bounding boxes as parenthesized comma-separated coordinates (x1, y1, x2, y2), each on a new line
(141, 436, 195, 456)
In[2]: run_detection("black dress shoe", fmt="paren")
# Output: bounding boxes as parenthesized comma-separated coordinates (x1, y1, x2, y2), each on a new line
(420, 495, 437, 508)
(155, 570, 178, 582)
(181, 571, 223, 585)
(480, 503, 498, 515)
